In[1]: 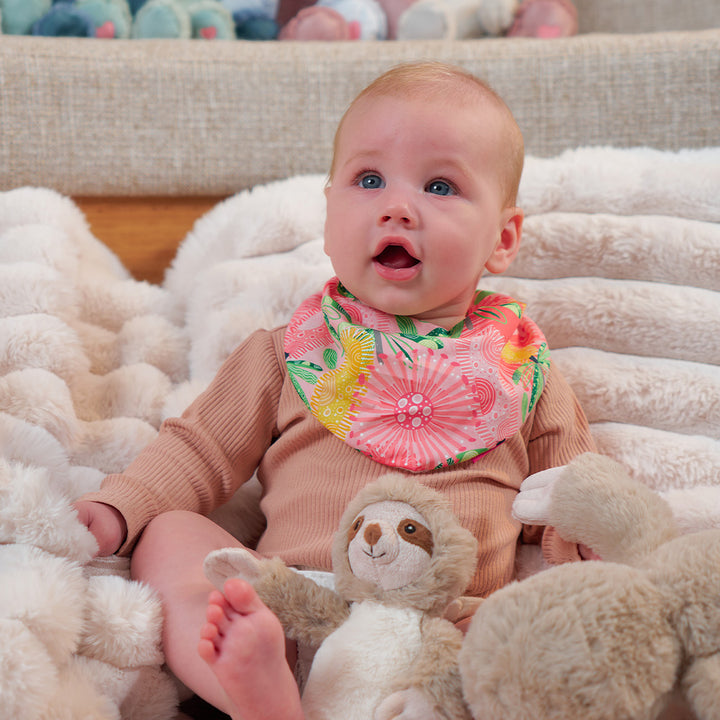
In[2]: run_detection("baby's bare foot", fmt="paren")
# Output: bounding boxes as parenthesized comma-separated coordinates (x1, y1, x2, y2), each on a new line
(198, 578, 304, 720)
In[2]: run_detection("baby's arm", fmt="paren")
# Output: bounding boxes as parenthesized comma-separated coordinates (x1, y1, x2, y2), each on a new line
(73, 500, 127, 556)
(77, 329, 284, 554)
(525, 363, 597, 471)
(521, 363, 599, 561)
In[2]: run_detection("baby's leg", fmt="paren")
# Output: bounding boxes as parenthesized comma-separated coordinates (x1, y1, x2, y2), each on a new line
(130, 510, 296, 715)
(199, 578, 305, 720)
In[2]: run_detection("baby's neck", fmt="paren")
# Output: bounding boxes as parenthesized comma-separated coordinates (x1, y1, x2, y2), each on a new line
(406, 309, 467, 332)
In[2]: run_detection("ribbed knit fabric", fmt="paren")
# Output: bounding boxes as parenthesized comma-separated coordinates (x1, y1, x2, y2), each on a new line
(81, 327, 596, 598)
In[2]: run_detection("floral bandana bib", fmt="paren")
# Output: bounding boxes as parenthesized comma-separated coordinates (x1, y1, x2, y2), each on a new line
(284, 278, 550, 472)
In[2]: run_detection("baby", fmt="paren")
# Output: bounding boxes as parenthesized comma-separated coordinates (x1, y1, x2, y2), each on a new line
(74, 61, 596, 720)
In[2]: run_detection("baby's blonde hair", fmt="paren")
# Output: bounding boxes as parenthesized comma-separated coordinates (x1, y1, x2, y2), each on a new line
(329, 61, 525, 207)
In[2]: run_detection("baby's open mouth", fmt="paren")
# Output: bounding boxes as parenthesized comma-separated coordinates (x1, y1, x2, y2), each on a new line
(374, 245, 420, 270)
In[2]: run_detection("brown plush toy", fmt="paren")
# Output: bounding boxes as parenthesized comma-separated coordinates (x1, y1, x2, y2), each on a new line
(460, 453, 720, 720)
(204, 473, 478, 720)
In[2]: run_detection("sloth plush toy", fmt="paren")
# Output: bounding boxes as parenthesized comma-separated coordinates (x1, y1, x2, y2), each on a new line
(461, 453, 720, 720)
(204, 473, 478, 720)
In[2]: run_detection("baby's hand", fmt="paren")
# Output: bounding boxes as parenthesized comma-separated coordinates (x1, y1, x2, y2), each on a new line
(73, 500, 127, 556)
(444, 596, 484, 634)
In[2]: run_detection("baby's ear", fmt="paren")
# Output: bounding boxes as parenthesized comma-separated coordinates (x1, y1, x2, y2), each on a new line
(485, 207, 523, 274)
(203, 548, 261, 591)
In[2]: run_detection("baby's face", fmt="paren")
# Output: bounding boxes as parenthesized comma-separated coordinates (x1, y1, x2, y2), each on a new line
(324, 93, 519, 329)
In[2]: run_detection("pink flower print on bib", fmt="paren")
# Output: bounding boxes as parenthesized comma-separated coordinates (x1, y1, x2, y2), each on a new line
(284, 278, 550, 471)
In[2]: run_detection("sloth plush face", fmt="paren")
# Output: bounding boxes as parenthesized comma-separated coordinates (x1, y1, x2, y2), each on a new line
(333, 474, 479, 614)
(347, 500, 434, 591)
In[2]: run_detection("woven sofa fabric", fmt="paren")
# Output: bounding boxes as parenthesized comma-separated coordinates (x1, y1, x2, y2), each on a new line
(574, 0, 720, 34)
(1, 29, 719, 196)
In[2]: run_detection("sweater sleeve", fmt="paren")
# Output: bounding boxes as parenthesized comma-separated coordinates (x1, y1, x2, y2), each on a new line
(522, 361, 597, 564)
(79, 329, 285, 555)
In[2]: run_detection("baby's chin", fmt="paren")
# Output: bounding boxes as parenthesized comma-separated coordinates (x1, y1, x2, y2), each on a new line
(373, 299, 461, 329)
(355, 288, 422, 318)
(338, 278, 460, 327)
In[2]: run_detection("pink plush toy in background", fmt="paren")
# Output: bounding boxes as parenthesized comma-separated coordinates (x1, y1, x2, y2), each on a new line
(278, 5, 356, 38)
(224, 0, 395, 38)
(506, 0, 577, 37)
(278, 0, 390, 39)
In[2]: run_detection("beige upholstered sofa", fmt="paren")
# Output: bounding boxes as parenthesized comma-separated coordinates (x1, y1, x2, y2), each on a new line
(1, 0, 718, 277)
(2, 0, 719, 194)
(2, 0, 718, 281)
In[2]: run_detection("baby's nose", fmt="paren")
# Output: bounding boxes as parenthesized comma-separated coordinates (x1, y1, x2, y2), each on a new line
(380, 188, 417, 226)
(381, 202, 416, 225)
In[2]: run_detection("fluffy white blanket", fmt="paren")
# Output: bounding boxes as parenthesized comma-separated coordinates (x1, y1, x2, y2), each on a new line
(1, 147, 719, 719)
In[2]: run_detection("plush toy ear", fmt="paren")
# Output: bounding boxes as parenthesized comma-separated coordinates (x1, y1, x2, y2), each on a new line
(203, 547, 261, 592)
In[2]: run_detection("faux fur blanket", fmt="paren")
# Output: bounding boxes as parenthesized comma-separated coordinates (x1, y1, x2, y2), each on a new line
(1, 147, 719, 719)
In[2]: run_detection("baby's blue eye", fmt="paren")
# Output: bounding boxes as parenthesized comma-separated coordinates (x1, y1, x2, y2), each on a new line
(359, 174, 385, 189)
(426, 180, 454, 196)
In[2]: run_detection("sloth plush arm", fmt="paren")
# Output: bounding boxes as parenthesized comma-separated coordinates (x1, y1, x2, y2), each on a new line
(513, 453, 678, 564)
(375, 616, 472, 720)
(254, 557, 351, 647)
(204, 548, 350, 648)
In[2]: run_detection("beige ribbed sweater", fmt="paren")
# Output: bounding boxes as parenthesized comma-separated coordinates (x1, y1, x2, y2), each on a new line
(82, 327, 596, 598)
